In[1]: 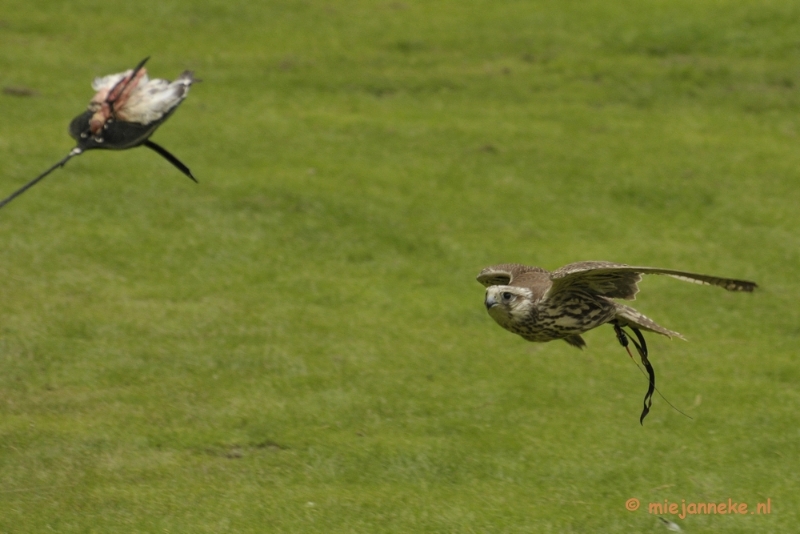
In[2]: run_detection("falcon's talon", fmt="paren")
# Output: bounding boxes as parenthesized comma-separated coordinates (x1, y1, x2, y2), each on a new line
(613, 322, 629, 350)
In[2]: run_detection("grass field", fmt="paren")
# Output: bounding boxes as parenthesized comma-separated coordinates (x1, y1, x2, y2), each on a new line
(1, 1, 799, 531)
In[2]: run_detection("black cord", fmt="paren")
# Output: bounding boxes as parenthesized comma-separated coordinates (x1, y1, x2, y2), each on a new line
(0, 148, 82, 210)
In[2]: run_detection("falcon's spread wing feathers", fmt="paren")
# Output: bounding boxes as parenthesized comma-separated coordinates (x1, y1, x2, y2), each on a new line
(476, 264, 549, 288)
(547, 261, 757, 300)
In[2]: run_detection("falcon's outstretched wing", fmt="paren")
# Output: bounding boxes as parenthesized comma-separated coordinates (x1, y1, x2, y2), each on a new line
(548, 261, 757, 300)
(476, 263, 549, 287)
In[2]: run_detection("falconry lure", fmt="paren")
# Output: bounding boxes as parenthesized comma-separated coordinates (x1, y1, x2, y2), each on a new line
(477, 261, 757, 424)
(0, 57, 196, 210)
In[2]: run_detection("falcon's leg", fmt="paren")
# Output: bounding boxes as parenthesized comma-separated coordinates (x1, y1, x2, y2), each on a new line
(563, 334, 586, 349)
(613, 322, 655, 425)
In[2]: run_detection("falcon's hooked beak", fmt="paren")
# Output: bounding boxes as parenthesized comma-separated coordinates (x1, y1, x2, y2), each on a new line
(484, 293, 498, 310)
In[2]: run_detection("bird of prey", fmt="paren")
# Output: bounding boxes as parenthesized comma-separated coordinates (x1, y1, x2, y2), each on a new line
(477, 261, 757, 423)
(0, 57, 196, 210)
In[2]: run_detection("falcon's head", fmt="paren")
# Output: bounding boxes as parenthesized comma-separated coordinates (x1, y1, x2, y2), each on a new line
(484, 285, 534, 331)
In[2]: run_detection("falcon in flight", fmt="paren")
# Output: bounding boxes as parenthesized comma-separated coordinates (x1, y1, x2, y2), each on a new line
(477, 261, 757, 423)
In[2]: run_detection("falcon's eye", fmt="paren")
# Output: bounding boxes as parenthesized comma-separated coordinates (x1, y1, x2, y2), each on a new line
(502, 292, 513, 301)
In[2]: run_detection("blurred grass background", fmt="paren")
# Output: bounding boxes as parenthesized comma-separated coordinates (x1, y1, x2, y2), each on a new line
(0, 0, 798, 531)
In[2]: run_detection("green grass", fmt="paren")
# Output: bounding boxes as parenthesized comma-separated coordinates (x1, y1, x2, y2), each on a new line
(1, 0, 798, 531)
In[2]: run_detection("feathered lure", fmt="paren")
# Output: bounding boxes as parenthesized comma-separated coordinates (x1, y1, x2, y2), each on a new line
(0, 57, 196, 210)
